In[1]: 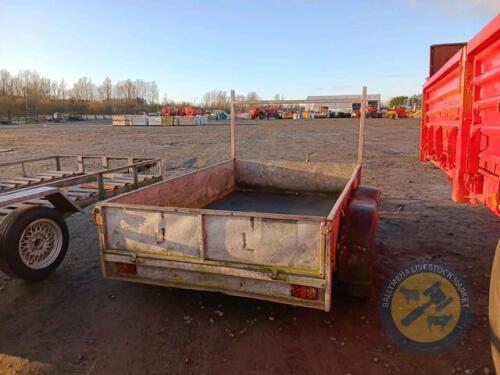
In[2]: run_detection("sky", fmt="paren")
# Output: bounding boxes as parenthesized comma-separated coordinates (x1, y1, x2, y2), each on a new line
(0, 0, 498, 102)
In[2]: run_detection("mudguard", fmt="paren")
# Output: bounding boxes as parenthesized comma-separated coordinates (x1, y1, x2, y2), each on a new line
(337, 186, 380, 297)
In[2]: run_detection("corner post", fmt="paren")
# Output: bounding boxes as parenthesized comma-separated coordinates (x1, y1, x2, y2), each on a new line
(55, 156, 61, 171)
(357, 86, 367, 165)
(77, 155, 85, 173)
(97, 173, 105, 200)
(230, 89, 236, 160)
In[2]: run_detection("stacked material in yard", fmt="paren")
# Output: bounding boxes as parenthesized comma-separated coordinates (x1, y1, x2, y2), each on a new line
(131, 115, 148, 126)
(112, 115, 209, 126)
(176, 116, 193, 126)
(302, 111, 312, 120)
(147, 116, 162, 126)
(192, 115, 208, 125)
(112, 115, 132, 126)
(161, 116, 175, 126)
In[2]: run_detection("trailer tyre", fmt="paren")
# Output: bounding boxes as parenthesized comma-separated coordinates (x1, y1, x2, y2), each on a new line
(0, 206, 69, 281)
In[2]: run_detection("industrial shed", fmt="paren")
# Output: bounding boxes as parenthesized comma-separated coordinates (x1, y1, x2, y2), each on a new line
(305, 94, 381, 112)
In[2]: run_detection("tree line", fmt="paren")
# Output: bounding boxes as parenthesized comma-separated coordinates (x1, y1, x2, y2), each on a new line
(201, 91, 286, 112)
(0, 69, 161, 120)
(389, 95, 422, 109)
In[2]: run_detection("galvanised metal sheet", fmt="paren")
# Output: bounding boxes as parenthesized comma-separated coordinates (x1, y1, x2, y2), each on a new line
(204, 215, 323, 273)
(105, 208, 201, 257)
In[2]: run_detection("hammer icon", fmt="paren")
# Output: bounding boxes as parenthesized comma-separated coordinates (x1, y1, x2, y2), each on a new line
(401, 281, 452, 327)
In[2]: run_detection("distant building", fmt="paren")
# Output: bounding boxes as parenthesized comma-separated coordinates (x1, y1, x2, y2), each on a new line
(305, 94, 381, 112)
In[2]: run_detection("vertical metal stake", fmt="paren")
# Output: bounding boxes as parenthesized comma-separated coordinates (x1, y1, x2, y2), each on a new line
(357, 86, 367, 165)
(102, 156, 109, 169)
(230, 89, 236, 160)
(97, 173, 105, 200)
(132, 165, 139, 188)
(77, 155, 85, 173)
(55, 156, 61, 171)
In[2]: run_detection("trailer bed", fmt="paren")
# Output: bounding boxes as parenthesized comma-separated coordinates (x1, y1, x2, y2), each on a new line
(204, 190, 339, 217)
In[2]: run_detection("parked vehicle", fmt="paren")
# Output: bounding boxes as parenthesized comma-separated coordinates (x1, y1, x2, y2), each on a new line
(93, 90, 380, 311)
(0, 155, 163, 280)
(419, 14, 499, 216)
(384, 107, 407, 119)
(68, 114, 84, 121)
(249, 107, 281, 119)
(353, 103, 379, 118)
(313, 112, 329, 119)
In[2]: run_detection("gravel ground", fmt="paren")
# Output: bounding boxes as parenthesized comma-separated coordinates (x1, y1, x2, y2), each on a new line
(0, 119, 498, 374)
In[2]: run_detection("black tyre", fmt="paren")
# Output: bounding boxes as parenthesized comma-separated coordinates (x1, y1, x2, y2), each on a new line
(0, 206, 69, 281)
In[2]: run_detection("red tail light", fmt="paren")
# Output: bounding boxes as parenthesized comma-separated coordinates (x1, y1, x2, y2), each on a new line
(291, 285, 319, 300)
(115, 262, 137, 275)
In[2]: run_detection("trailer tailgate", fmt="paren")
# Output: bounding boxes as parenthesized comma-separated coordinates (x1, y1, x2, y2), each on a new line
(101, 205, 326, 276)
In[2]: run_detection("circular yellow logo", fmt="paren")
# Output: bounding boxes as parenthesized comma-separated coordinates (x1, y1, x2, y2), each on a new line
(380, 262, 472, 352)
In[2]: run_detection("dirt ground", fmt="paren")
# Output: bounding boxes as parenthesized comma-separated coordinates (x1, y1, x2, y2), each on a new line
(0, 118, 498, 375)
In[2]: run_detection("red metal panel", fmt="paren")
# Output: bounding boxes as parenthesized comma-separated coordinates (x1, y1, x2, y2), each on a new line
(420, 49, 464, 180)
(420, 14, 500, 216)
(466, 15, 500, 215)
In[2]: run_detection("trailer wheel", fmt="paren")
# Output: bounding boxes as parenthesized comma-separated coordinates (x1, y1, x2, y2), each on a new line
(0, 206, 69, 281)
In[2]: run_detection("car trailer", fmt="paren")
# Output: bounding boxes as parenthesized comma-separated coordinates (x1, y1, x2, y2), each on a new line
(0, 155, 163, 280)
(93, 87, 380, 311)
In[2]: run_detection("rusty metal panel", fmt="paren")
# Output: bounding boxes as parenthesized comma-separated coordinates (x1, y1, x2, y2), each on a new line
(111, 160, 234, 208)
(235, 159, 355, 193)
(429, 43, 466, 77)
(204, 214, 323, 273)
(116, 261, 326, 310)
(104, 207, 200, 257)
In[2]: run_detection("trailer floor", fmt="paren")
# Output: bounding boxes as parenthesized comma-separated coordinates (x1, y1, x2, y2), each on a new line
(204, 190, 338, 217)
(0, 119, 498, 375)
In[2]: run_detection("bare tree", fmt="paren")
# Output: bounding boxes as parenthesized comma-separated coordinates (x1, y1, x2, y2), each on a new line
(246, 91, 260, 102)
(97, 77, 112, 102)
(203, 90, 229, 110)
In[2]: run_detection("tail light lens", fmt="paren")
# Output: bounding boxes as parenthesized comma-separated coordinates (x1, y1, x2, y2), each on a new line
(115, 262, 137, 275)
(291, 285, 319, 300)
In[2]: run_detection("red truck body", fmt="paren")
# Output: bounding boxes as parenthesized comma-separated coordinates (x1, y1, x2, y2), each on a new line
(419, 15, 500, 216)
(394, 106, 407, 119)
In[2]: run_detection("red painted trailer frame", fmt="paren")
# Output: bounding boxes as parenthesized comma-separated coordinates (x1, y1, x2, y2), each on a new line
(420, 14, 500, 216)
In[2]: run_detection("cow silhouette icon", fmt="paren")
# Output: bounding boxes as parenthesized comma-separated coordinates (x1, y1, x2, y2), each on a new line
(427, 315, 453, 332)
(399, 286, 420, 304)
